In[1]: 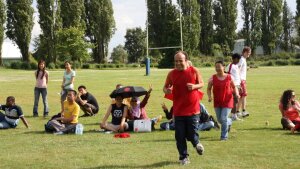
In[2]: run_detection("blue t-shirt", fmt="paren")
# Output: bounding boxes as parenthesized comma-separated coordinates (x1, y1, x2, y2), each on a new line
(0, 105, 24, 127)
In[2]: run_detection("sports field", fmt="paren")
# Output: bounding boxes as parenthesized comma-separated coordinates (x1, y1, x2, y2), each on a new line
(0, 66, 299, 169)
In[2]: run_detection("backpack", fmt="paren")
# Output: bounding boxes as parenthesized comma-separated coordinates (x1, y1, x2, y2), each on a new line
(44, 113, 62, 133)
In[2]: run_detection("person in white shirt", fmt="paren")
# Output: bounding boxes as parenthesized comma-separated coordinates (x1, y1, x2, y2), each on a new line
(225, 53, 241, 120)
(237, 47, 251, 117)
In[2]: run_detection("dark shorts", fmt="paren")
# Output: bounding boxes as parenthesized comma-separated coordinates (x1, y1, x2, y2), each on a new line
(82, 103, 98, 114)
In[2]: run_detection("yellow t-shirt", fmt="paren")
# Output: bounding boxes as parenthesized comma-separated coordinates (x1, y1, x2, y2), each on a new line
(63, 101, 80, 124)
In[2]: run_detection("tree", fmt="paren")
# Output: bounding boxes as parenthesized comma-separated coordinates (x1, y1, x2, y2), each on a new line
(241, 0, 262, 55)
(261, 0, 283, 55)
(60, 0, 85, 29)
(213, 0, 237, 55)
(6, 0, 34, 62)
(124, 27, 146, 63)
(296, 0, 300, 43)
(0, 0, 5, 65)
(37, 0, 61, 63)
(84, 0, 115, 63)
(56, 27, 92, 64)
(147, 0, 181, 67)
(199, 0, 213, 55)
(281, 0, 294, 51)
(111, 45, 128, 64)
(178, 0, 200, 55)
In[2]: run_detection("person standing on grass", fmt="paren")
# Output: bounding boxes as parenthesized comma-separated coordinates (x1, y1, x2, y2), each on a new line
(49, 90, 80, 134)
(225, 53, 241, 121)
(0, 96, 29, 129)
(33, 60, 49, 117)
(61, 61, 76, 111)
(163, 51, 204, 165)
(76, 85, 99, 117)
(237, 47, 251, 117)
(207, 61, 240, 141)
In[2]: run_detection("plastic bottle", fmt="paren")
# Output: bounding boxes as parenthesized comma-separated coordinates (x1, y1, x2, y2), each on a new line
(165, 123, 170, 131)
(75, 124, 84, 135)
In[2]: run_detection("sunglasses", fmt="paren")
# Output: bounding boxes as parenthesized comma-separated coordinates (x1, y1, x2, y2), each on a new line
(131, 100, 137, 102)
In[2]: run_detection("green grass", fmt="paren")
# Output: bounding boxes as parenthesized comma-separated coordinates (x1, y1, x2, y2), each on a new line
(0, 66, 300, 169)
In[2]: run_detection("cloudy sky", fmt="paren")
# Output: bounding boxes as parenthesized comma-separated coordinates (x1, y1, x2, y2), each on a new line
(2, 0, 297, 58)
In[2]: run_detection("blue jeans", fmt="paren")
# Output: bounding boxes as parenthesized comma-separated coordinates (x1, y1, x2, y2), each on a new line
(175, 115, 199, 160)
(33, 87, 49, 115)
(198, 121, 214, 131)
(160, 121, 175, 130)
(214, 107, 232, 140)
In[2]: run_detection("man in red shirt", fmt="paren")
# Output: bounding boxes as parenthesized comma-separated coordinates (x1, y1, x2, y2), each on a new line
(163, 51, 204, 165)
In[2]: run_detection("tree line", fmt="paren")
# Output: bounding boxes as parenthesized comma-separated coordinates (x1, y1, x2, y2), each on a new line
(0, 0, 299, 68)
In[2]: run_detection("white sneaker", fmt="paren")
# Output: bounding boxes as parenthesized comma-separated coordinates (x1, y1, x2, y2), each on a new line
(179, 158, 190, 165)
(236, 112, 242, 118)
(242, 111, 249, 117)
(231, 114, 242, 121)
(196, 143, 204, 155)
(54, 131, 64, 135)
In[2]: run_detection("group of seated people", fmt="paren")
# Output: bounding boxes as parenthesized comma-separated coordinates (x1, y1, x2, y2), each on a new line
(3, 85, 299, 135)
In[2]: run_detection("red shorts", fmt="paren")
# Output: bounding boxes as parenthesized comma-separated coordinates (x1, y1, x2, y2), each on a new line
(239, 80, 247, 97)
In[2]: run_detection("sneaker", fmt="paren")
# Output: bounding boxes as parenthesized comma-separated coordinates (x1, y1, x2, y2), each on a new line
(54, 131, 64, 135)
(236, 112, 242, 118)
(231, 114, 242, 121)
(43, 112, 49, 118)
(195, 143, 204, 155)
(242, 111, 249, 117)
(152, 115, 163, 125)
(179, 158, 190, 165)
(33, 113, 39, 117)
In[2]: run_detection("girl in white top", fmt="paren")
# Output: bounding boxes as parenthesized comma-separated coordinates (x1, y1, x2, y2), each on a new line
(33, 60, 49, 117)
(61, 61, 76, 110)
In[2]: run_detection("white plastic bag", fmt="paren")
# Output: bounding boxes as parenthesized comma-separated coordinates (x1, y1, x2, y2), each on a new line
(133, 120, 152, 132)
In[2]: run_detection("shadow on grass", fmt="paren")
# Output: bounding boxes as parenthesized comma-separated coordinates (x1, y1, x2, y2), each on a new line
(84, 161, 178, 169)
(240, 127, 284, 131)
(23, 131, 47, 134)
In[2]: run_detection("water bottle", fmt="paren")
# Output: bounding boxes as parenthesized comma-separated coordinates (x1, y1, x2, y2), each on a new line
(75, 124, 84, 135)
(165, 123, 170, 131)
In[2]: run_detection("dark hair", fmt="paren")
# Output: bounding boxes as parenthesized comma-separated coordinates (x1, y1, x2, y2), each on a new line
(36, 60, 46, 79)
(78, 85, 86, 90)
(232, 53, 241, 60)
(6, 96, 15, 102)
(68, 89, 77, 96)
(242, 46, 251, 54)
(215, 60, 225, 66)
(175, 51, 189, 60)
(280, 89, 294, 110)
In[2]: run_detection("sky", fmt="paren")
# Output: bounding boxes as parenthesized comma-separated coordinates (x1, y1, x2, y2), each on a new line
(2, 0, 297, 58)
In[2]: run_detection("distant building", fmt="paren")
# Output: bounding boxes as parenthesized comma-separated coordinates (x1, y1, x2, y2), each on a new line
(232, 39, 300, 55)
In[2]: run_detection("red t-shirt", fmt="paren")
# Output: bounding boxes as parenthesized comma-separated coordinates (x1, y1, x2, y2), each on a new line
(279, 103, 300, 121)
(169, 67, 200, 116)
(212, 74, 233, 108)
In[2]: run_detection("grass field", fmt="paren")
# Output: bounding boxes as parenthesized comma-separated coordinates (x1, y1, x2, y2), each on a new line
(0, 66, 300, 169)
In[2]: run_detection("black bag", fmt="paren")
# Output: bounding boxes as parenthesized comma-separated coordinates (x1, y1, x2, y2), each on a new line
(281, 117, 294, 130)
(44, 113, 61, 133)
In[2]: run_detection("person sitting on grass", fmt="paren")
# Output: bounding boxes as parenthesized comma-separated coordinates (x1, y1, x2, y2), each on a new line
(76, 85, 99, 117)
(48, 90, 80, 135)
(160, 103, 219, 131)
(100, 95, 128, 133)
(126, 85, 162, 131)
(0, 96, 29, 129)
(279, 89, 300, 133)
